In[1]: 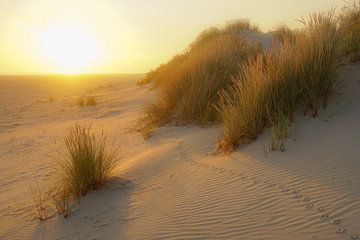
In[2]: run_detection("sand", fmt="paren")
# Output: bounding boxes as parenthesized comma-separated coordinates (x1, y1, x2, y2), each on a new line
(241, 30, 274, 49)
(1, 50, 360, 239)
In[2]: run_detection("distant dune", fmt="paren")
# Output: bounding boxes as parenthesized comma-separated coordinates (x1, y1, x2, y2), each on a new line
(242, 30, 274, 49)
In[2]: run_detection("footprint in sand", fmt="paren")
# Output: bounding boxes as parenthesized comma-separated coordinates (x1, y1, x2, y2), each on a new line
(305, 203, 314, 209)
(295, 194, 302, 199)
(317, 207, 325, 212)
(335, 228, 346, 234)
(332, 218, 341, 225)
(320, 214, 329, 221)
(177, 141, 352, 238)
(351, 234, 359, 239)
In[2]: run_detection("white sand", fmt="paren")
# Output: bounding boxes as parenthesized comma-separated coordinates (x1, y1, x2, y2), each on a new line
(1, 65, 360, 239)
(241, 30, 274, 49)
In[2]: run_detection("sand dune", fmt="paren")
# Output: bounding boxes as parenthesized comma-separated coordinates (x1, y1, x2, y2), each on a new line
(241, 30, 274, 49)
(1, 64, 360, 239)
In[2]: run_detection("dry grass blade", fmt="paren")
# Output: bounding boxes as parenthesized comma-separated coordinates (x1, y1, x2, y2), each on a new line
(29, 180, 48, 221)
(50, 184, 71, 218)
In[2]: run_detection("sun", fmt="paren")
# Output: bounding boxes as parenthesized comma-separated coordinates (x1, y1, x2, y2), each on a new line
(40, 24, 98, 74)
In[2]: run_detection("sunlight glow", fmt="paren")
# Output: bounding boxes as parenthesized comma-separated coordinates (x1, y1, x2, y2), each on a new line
(39, 24, 98, 74)
(0, 0, 346, 74)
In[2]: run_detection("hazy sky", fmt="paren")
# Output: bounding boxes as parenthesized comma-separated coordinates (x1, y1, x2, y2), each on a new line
(0, 0, 345, 74)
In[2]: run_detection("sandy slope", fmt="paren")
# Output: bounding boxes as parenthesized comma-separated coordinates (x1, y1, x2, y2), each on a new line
(1, 68, 360, 239)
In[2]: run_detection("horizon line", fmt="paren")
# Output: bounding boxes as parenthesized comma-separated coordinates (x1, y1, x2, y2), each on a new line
(0, 72, 146, 76)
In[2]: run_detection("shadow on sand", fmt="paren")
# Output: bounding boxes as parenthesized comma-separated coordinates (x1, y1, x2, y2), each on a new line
(32, 176, 134, 239)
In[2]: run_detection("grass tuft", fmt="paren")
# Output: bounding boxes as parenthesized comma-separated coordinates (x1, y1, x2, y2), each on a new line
(137, 19, 262, 137)
(78, 96, 97, 106)
(217, 11, 341, 151)
(50, 184, 71, 218)
(77, 97, 85, 106)
(338, 1, 360, 62)
(60, 124, 119, 199)
(270, 111, 290, 152)
(86, 96, 97, 106)
(29, 181, 48, 221)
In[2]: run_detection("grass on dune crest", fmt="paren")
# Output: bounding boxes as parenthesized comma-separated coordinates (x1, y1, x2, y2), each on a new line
(136, 20, 262, 138)
(59, 124, 119, 199)
(273, 24, 297, 44)
(139, 19, 259, 86)
(339, 1, 360, 62)
(218, 11, 341, 152)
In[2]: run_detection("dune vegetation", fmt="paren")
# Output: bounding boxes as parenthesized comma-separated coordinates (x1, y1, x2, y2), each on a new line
(60, 124, 119, 199)
(32, 124, 120, 219)
(78, 96, 97, 106)
(29, 181, 48, 221)
(218, 11, 340, 151)
(339, 1, 360, 62)
(136, 20, 262, 138)
(139, 3, 360, 151)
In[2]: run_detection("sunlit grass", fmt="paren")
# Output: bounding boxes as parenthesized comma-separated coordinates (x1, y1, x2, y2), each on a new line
(273, 24, 297, 44)
(60, 124, 119, 199)
(339, 1, 360, 62)
(217, 11, 340, 151)
(30, 124, 118, 220)
(137, 20, 262, 137)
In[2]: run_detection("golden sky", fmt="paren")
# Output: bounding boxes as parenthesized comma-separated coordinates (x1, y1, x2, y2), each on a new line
(0, 0, 344, 74)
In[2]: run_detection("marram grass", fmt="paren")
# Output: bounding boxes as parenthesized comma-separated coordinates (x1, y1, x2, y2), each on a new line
(29, 181, 48, 221)
(138, 8, 352, 151)
(218, 11, 341, 151)
(136, 19, 262, 137)
(338, 1, 360, 62)
(60, 124, 119, 199)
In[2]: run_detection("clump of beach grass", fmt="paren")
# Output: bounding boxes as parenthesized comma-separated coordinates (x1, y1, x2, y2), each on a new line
(50, 184, 71, 218)
(338, 1, 360, 62)
(77, 97, 85, 106)
(273, 24, 297, 44)
(135, 103, 170, 139)
(60, 124, 119, 199)
(270, 111, 290, 152)
(218, 11, 340, 151)
(29, 181, 48, 221)
(86, 96, 96, 106)
(78, 96, 97, 106)
(137, 19, 262, 137)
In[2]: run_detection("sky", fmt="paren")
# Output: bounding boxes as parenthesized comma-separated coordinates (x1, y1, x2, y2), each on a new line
(0, 0, 346, 74)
